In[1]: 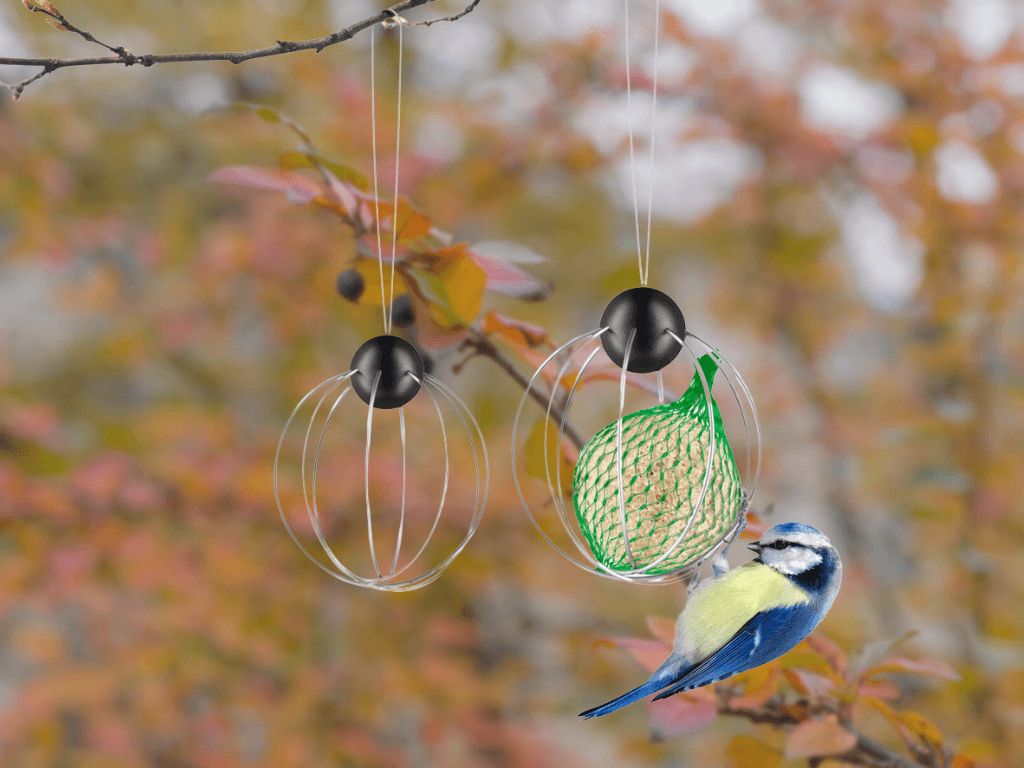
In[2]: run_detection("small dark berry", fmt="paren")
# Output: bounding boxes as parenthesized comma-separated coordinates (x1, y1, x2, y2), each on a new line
(391, 294, 415, 328)
(336, 269, 365, 301)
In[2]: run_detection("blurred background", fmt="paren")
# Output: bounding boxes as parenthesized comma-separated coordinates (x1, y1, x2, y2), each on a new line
(1, 0, 1022, 765)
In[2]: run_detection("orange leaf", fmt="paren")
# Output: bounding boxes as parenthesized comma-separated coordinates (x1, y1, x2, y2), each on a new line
(783, 668, 808, 695)
(370, 198, 432, 241)
(726, 735, 781, 768)
(728, 664, 779, 709)
(784, 716, 857, 760)
(740, 510, 769, 537)
(645, 615, 676, 645)
(481, 311, 549, 348)
(952, 755, 977, 768)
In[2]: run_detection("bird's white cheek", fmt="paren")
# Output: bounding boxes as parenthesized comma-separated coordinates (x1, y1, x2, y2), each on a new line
(769, 549, 822, 575)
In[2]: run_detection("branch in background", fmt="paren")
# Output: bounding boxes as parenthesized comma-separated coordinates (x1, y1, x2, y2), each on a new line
(405, 0, 482, 27)
(1, 0, 483, 99)
(462, 331, 587, 451)
(720, 704, 931, 768)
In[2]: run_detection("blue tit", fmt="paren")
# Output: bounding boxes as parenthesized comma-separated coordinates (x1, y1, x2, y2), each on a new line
(581, 522, 842, 719)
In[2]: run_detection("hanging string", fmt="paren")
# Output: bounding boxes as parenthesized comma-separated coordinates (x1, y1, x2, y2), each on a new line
(624, 0, 661, 286)
(642, 0, 661, 286)
(624, 0, 644, 286)
(370, 11, 406, 334)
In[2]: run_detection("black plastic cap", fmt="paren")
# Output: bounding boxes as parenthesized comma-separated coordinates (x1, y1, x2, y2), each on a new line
(599, 287, 686, 373)
(350, 335, 424, 409)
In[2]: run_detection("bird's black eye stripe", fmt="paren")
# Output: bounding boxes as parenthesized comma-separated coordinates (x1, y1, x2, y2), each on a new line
(766, 541, 789, 550)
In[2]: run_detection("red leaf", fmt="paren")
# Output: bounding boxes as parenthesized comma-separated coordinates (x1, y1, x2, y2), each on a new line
(208, 166, 321, 201)
(858, 678, 900, 700)
(784, 716, 857, 760)
(471, 244, 552, 301)
(647, 694, 717, 739)
(608, 637, 671, 674)
(645, 615, 676, 646)
(867, 657, 960, 682)
(806, 635, 848, 678)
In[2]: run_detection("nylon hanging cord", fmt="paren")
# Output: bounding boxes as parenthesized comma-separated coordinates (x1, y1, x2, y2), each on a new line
(624, 0, 661, 286)
(370, 12, 405, 334)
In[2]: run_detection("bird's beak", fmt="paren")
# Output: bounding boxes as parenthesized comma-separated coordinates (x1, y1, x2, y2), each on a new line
(747, 542, 761, 553)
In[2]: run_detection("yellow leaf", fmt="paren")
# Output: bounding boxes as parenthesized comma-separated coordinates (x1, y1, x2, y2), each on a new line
(523, 418, 575, 496)
(726, 735, 780, 768)
(349, 259, 409, 306)
(426, 245, 487, 324)
(899, 711, 944, 745)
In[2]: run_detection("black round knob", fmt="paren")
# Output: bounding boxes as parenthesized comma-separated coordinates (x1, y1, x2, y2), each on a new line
(390, 294, 415, 328)
(336, 269, 365, 302)
(599, 287, 686, 373)
(350, 335, 424, 409)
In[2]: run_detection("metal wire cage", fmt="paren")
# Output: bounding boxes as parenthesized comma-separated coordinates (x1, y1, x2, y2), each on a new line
(274, 368, 488, 592)
(511, 325, 761, 586)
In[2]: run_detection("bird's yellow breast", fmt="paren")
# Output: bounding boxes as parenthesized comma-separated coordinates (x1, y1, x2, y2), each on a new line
(675, 562, 809, 659)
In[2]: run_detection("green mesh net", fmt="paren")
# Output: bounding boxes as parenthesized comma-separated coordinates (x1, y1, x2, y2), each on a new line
(571, 354, 742, 575)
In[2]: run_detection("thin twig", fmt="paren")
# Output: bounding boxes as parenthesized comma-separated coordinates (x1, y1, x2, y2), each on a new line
(462, 331, 587, 450)
(1, 0, 484, 99)
(406, 0, 482, 27)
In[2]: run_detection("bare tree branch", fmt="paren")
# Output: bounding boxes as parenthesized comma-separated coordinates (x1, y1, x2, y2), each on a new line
(405, 0, 482, 27)
(1, 0, 483, 99)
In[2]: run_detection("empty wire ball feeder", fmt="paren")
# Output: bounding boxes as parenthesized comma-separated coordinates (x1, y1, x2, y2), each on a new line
(512, 287, 761, 585)
(274, 335, 488, 592)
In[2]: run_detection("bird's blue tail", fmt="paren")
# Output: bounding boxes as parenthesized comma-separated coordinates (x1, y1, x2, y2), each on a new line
(579, 659, 688, 719)
(579, 677, 667, 719)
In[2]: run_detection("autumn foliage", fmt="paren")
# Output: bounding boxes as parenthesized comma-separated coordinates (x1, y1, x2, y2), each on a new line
(1, 0, 1022, 766)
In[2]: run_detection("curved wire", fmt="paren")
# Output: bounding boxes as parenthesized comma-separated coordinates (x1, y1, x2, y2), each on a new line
(365, 372, 383, 578)
(388, 406, 406, 578)
(275, 367, 486, 591)
(512, 330, 614, 570)
(541, 329, 610, 563)
(514, 324, 760, 584)
(686, 331, 762, 501)
(615, 328, 638, 568)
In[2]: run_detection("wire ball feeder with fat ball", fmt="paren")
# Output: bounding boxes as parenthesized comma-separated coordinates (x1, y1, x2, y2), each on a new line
(273, 14, 487, 591)
(511, 0, 760, 586)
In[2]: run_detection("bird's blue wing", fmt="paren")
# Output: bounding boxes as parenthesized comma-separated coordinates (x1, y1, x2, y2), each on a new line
(652, 604, 816, 701)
